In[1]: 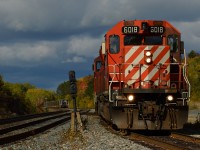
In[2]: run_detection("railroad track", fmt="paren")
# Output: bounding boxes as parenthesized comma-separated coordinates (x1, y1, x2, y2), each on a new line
(100, 118, 200, 150)
(0, 110, 89, 146)
(171, 132, 200, 144)
(129, 132, 200, 150)
(0, 110, 69, 125)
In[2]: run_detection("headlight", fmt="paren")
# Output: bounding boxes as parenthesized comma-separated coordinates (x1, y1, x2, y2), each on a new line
(145, 58, 152, 63)
(167, 95, 173, 101)
(146, 51, 151, 56)
(128, 95, 134, 102)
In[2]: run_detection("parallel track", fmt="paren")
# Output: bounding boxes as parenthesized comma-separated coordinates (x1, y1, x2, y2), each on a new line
(0, 110, 69, 125)
(0, 112, 69, 135)
(0, 110, 89, 146)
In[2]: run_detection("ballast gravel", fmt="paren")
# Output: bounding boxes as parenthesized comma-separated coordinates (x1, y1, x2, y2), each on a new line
(1, 115, 151, 150)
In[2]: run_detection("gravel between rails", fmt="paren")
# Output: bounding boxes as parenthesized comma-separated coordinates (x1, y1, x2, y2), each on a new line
(1, 115, 151, 150)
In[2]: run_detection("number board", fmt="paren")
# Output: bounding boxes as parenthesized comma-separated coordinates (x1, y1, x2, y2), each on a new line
(149, 26, 165, 34)
(122, 26, 139, 34)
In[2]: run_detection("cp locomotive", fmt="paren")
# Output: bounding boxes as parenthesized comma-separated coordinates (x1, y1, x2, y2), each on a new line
(93, 20, 190, 131)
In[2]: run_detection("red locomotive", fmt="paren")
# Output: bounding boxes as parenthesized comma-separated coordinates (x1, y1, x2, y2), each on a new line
(93, 20, 190, 132)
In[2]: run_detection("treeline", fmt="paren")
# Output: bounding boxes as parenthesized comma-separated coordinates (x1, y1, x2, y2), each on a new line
(0, 74, 94, 116)
(0, 75, 57, 115)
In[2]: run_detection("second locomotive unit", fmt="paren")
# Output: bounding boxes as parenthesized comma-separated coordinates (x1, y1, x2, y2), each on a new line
(93, 20, 190, 131)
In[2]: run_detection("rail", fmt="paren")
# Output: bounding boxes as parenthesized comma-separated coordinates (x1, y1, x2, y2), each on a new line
(171, 132, 200, 144)
(101, 116, 200, 150)
(0, 110, 89, 145)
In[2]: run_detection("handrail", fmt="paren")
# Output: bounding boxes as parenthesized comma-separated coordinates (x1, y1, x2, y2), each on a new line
(108, 57, 191, 102)
(108, 64, 116, 102)
(183, 49, 191, 101)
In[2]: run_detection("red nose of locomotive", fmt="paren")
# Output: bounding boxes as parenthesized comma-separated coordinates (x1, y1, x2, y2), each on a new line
(124, 45, 170, 89)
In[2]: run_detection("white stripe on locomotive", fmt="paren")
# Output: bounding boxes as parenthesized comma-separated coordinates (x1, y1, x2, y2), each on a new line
(143, 48, 170, 86)
(125, 46, 170, 86)
(125, 46, 143, 77)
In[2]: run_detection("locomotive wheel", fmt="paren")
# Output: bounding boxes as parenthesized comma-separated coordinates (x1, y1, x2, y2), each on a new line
(120, 129, 129, 136)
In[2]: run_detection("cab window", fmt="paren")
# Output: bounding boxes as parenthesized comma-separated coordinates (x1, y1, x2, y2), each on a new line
(96, 61, 102, 71)
(124, 35, 142, 45)
(109, 35, 120, 54)
(124, 35, 162, 45)
(144, 36, 162, 45)
(168, 35, 178, 52)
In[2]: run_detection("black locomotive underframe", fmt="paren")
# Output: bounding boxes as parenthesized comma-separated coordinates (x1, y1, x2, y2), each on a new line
(97, 90, 189, 130)
(111, 104, 188, 130)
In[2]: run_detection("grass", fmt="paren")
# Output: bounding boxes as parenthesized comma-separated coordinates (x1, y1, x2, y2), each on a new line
(189, 101, 200, 110)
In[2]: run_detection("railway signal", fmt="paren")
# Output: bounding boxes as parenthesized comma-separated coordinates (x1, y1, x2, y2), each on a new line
(69, 70, 77, 111)
(69, 70, 77, 95)
(68, 70, 83, 133)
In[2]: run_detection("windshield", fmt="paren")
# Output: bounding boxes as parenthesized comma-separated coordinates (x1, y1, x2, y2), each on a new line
(124, 35, 162, 45)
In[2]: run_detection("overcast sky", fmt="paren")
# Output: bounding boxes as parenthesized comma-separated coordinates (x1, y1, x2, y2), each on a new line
(0, 0, 199, 90)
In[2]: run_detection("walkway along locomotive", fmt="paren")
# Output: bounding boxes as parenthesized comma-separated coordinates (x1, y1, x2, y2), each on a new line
(93, 20, 190, 131)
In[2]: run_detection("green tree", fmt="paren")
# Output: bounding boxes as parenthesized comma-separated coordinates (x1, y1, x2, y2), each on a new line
(188, 50, 199, 58)
(0, 75, 11, 96)
(188, 56, 200, 101)
(0, 75, 4, 89)
(3, 82, 36, 114)
(56, 81, 70, 98)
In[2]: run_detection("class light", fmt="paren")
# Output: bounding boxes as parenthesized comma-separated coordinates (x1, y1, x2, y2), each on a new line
(146, 51, 151, 57)
(128, 95, 134, 102)
(145, 58, 152, 64)
(167, 95, 174, 101)
(142, 22, 148, 30)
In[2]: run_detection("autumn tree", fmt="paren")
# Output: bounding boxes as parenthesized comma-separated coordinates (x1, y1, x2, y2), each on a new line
(57, 75, 94, 109)
(25, 88, 56, 113)
(84, 76, 94, 99)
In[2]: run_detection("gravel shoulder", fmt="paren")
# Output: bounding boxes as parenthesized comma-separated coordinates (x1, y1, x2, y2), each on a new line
(1, 107, 200, 150)
(1, 115, 151, 150)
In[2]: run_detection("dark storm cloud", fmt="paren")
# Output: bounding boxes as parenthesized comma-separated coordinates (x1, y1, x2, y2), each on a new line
(0, 0, 199, 90)
(129, 0, 200, 22)
(0, 0, 86, 31)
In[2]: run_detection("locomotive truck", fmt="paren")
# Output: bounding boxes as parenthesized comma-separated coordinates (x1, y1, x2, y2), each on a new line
(93, 20, 190, 132)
